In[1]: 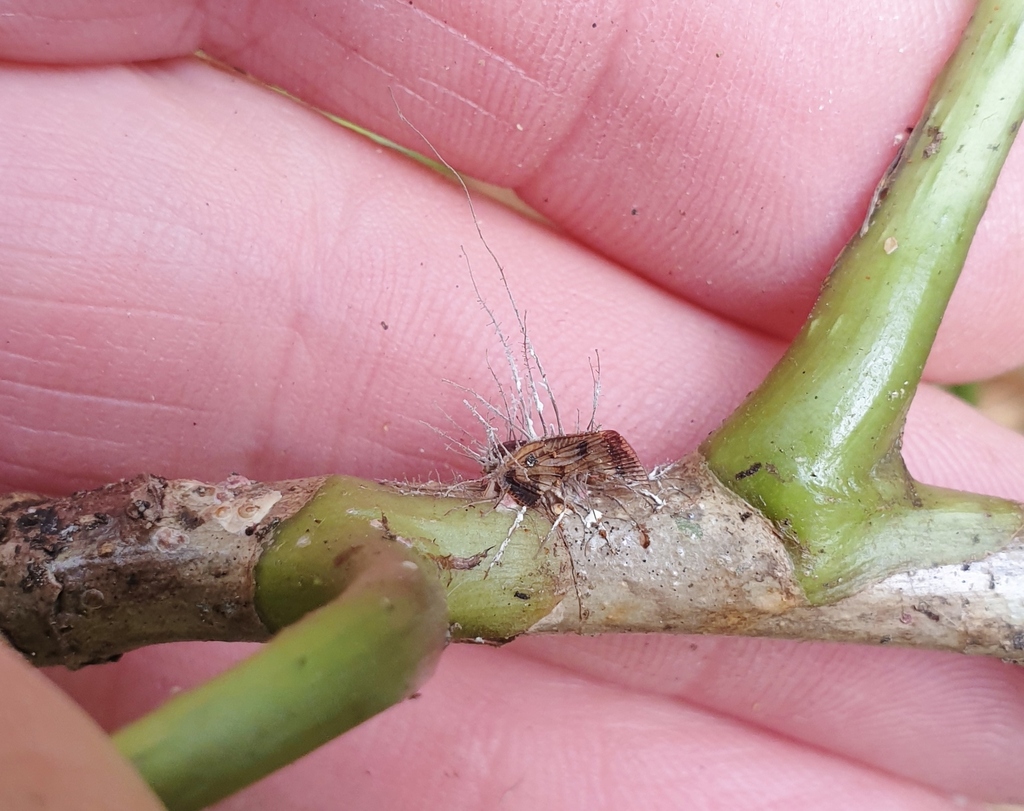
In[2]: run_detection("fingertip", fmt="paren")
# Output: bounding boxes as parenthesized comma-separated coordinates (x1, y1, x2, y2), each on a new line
(0, 644, 164, 810)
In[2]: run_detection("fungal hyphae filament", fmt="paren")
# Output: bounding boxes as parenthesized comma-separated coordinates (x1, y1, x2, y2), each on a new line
(391, 92, 652, 570)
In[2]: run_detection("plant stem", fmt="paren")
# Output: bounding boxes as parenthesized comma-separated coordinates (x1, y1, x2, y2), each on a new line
(702, 0, 1024, 601)
(112, 541, 447, 811)
(254, 476, 562, 641)
(9, 461, 1024, 667)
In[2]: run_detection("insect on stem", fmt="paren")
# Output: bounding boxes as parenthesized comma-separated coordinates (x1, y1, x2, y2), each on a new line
(389, 88, 650, 567)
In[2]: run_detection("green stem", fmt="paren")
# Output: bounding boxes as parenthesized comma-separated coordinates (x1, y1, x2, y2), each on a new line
(113, 541, 447, 811)
(702, 0, 1024, 601)
(254, 476, 563, 641)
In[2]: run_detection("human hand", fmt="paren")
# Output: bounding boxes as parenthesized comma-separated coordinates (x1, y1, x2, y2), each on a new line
(0, 641, 163, 810)
(4, 1, 1024, 808)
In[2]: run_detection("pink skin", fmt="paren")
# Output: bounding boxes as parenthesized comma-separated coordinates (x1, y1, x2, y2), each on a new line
(3, 1, 1024, 808)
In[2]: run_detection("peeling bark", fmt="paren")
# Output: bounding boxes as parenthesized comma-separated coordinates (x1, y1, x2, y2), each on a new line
(531, 455, 1024, 661)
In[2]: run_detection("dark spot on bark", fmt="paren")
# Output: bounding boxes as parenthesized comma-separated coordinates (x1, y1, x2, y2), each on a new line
(36, 509, 59, 536)
(89, 512, 110, 526)
(333, 545, 363, 568)
(961, 562, 971, 571)
(126, 500, 151, 520)
(735, 462, 761, 480)
(30, 537, 66, 558)
(1013, 633, 1024, 650)
(255, 518, 279, 542)
(19, 507, 60, 536)
(739, 511, 752, 521)
(18, 562, 48, 593)
(0, 516, 8, 543)
(914, 604, 941, 622)
(176, 508, 203, 530)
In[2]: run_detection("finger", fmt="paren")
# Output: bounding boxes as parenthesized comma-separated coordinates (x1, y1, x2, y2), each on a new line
(3, 1, 1019, 380)
(515, 633, 1024, 804)
(0, 59, 776, 493)
(9, 57, 1021, 809)
(49, 642, 973, 811)
(0, 643, 163, 810)
(4, 61, 1024, 504)
(0, 0, 200, 63)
